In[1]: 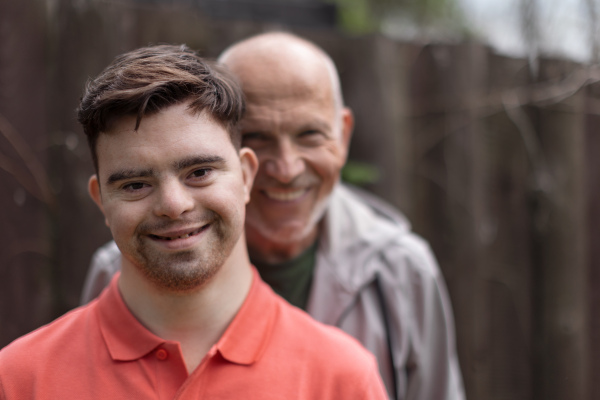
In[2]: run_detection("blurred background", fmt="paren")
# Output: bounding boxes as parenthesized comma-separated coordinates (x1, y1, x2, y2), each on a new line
(1, 0, 600, 398)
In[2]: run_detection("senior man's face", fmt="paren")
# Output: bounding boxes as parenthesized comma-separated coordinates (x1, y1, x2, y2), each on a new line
(240, 67, 352, 258)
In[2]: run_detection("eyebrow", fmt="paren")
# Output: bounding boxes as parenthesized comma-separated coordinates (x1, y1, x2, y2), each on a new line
(173, 155, 226, 171)
(105, 155, 227, 186)
(301, 119, 332, 132)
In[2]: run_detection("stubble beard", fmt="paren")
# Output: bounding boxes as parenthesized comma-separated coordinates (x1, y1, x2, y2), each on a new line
(246, 192, 329, 247)
(130, 212, 235, 292)
(247, 172, 332, 247)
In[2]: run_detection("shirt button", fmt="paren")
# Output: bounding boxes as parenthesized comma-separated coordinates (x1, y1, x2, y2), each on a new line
(156, 348, 168, 361)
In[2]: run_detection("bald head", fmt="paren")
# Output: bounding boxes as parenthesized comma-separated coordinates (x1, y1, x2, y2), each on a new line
(218, 32, 344, 113)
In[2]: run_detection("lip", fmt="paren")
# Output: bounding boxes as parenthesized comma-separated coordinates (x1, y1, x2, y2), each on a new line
(146, 224, 210, 250)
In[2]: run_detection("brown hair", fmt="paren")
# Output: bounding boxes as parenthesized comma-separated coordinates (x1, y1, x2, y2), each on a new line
(77, 44, 245, 173)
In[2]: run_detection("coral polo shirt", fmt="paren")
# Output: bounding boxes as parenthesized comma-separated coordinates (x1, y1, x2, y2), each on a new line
(0, 268, 387, 400)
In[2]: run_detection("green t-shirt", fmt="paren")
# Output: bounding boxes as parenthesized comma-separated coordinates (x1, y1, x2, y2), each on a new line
(251, 241, 318, 310)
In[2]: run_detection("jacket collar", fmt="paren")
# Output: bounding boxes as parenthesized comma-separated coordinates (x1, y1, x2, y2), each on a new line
(317, 184, 410, 290)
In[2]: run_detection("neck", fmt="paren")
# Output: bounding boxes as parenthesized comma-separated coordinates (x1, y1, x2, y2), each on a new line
(245, 225, 319, 265)
(118, 238, 253, 374)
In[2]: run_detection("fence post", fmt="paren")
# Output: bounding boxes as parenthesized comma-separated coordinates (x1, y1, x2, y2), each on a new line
(532, 60, 589, 400)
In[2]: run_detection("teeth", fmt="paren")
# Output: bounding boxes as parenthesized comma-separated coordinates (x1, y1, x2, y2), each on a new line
(154, 229, 199, 240)
(265, 189, 306, 201)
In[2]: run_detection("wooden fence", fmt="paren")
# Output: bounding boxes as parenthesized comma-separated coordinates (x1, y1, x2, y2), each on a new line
(2, 1, 600, 399)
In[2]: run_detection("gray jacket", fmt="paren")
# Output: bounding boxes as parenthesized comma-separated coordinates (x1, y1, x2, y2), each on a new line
(80, 184, 464, 400)
(309, 184, 464, 399)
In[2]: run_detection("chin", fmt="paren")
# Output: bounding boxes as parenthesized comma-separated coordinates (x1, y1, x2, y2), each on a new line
(138, 253, 223, 292)
(262, 222, 317, 245)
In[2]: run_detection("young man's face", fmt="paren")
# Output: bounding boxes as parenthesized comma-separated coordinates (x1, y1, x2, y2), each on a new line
(88, 102, 257, 291)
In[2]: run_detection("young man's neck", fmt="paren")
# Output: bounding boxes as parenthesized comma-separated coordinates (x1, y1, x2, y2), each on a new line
(117, 239, 253, 373)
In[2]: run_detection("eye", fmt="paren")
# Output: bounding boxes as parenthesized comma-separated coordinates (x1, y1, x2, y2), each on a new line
(122, 182, 149, 192)
(190, 168, 211, 178)
(299, 130, 321, 137)
(297, 129, 326, 145)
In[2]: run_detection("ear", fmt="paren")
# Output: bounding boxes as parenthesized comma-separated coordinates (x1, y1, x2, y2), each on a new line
(88, 175, 109, 227)
(239, 147, 259, 204)
(340, 107, 354, 159)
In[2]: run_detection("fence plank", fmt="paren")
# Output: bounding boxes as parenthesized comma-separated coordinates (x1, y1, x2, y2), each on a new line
(531, 59, 589, 400)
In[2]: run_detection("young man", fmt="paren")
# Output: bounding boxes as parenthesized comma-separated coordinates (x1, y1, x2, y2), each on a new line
(0, 44, 388, 399)
(82, 33, 465, 400)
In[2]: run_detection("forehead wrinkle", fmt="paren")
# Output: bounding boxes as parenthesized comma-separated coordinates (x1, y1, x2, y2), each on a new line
(301, 117, 331, 132)
(244, 99, 334, 134)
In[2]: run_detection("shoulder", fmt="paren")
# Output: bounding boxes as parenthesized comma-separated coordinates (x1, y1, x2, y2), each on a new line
(383, 228, 441, 278)
(336, 184, 409, 227)
(0, 303, 97, 383)
(331, 184, 442, 279)
(1, 304, 94, 353)
(269, 299, 388, 397)
(272, 296, 378, 370)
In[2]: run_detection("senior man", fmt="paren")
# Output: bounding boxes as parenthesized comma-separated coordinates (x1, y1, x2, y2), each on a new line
(81, 33, 465, 400)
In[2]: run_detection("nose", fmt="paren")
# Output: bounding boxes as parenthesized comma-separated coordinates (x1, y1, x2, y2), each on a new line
(262, 139, 305, 184)
(153, 179, 195, 219)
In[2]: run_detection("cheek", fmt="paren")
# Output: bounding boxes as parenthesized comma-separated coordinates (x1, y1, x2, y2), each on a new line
(208, 180, 248, 219)
(307, 150, 345, 184)
(102, 201, 143, 235)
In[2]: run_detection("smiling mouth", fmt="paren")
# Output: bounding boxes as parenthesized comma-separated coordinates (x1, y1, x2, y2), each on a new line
(264, 188, 308, 201)
(149, 225, 208, 241)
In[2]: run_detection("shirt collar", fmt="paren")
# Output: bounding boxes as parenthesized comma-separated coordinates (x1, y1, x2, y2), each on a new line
(96, 272, 166, 361)
(215, 268, 277, 365)
(95, 268, 277, 366)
